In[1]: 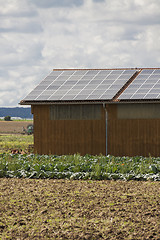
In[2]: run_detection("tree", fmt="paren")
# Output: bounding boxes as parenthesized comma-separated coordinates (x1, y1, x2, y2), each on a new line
(4, 116, 11, 121)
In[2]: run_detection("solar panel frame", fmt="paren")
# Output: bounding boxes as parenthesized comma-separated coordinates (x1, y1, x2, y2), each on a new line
(75, 89, 92, 95)
(136, 89, 150, 94)
(34, 86, 48, 91)
(72, 70, 100, 100)
(86, 95, 104, 100)
(46, 85, 60, 90)
(39, 79, 54, 84)
(24, 95, 39, 100)
(145, 79, 158, 84)
(50, 71, 64, 76)
(89, 89, 106, 95)
(85, 70, 99, 75)
(154, 69, 160, 74)
(66, 89, 81, 94)
(73, 70, 88, 75)
(154, 83, 160, 88)
(58, 85, 74, 90)
(36, 95, 51, 100)
(61, 70, 75, 75)
(49, 95, 63, 100)
(148, 88, 160, 94)
(23, 69, 138, 102)
(48, 71, 76, 100)
(118, 70, 160, 100)
(93, 75, 107, 80)
(111, 70, 124, 74)
(61, 95, 78, 100)
(72, 95, 89, 100)
(144, 94, 159, 99)
(140, 69, 154, 74)
(148, 75, 160, 80)
(123, 70, 136, 74)
(97, 70, 137, 100)
(72, 84, 90, 89)
(40, 90, 56, 95)
(97, 70, 112, 75)
(96, 84, 111, 90)
(109, 84, 124, 90)
(140, 84, 154, 89)
(131, 94, 146, 99)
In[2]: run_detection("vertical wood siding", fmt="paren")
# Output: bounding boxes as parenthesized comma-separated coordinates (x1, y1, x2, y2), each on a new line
(107, 104, 160, 157)
(32, 104, 106, 155)
(32, 103, 160, 157)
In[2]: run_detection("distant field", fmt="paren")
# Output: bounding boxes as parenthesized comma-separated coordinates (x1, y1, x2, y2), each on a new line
(0, 134, 33, 153)
(0, 120, 33, 134)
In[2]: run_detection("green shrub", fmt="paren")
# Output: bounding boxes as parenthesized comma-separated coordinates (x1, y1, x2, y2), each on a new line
(4, 116, 11, 121)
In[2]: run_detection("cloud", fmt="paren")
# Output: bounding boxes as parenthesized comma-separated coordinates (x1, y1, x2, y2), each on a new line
(0, 0, 37, 17)
(29, 0, 84, 8)
(93, 0, 105, 2)
(0, 0, 160, 107)
(0, 21, 42, 34)
(0, 1, 42, 34)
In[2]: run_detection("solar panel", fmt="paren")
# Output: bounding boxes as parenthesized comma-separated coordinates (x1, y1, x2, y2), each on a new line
(154, 69, 160, 74)
(73, 70, 88, 75)
(141, 69, 154, 74)
(118, 69, 160, 100)
(123, 70, 137, 74)
(23, 69, 137, 101)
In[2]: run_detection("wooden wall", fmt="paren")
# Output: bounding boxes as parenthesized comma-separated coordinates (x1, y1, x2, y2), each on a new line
(32, 104, 106, 155)
(32, 103, 160, 157)
(107, 104, 160, 157)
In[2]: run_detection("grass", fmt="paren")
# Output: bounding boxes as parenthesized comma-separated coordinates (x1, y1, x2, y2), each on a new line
(0, 134, 33, 153)
(0, 119, 32, 121)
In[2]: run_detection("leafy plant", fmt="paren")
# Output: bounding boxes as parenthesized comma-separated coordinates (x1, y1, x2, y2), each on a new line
(0, 153, 159, 181)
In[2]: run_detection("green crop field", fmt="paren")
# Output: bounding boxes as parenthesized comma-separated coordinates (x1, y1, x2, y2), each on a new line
(0, 153, 160, 181)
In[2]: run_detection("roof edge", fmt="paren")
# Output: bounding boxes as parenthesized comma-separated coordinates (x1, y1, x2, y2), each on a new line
(19, 99, 160, 106)
(52, 67, 160, 71)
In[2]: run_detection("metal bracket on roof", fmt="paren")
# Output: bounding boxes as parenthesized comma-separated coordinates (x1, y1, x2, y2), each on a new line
(112, 70, 142, 102)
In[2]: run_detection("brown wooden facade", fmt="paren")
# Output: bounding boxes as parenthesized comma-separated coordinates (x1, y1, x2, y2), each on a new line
(106, 103, 160, 157)
(32, 104, 106, 155)
(32, 103, 160, 157)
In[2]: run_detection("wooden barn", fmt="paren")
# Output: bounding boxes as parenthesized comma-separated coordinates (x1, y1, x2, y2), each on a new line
(20, 68, 160, 157)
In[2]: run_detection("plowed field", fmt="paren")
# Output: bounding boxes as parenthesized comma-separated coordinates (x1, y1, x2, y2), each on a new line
(0, 179, 159, 240)
(0, 121, 33, 134)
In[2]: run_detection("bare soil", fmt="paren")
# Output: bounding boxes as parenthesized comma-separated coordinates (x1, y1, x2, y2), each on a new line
(0, 179, 159, 240)
(0, 121, 33, 134)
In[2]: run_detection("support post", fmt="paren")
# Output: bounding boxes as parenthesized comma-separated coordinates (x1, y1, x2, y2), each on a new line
(103, 103, 108, 156)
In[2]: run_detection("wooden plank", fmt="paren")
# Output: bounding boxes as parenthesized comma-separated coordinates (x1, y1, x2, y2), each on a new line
(32, 104, 106, 155)
(107, 104, 160, 157)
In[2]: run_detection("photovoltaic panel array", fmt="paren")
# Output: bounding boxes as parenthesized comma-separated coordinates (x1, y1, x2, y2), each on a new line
(23, 69, 136, 101)
(118, 69, 160, 100)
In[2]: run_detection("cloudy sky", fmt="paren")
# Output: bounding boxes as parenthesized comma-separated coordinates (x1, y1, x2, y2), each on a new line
(0, 0, 160, 107)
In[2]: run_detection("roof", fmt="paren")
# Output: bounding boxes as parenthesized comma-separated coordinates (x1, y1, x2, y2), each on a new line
(20, 68, 160, 105)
